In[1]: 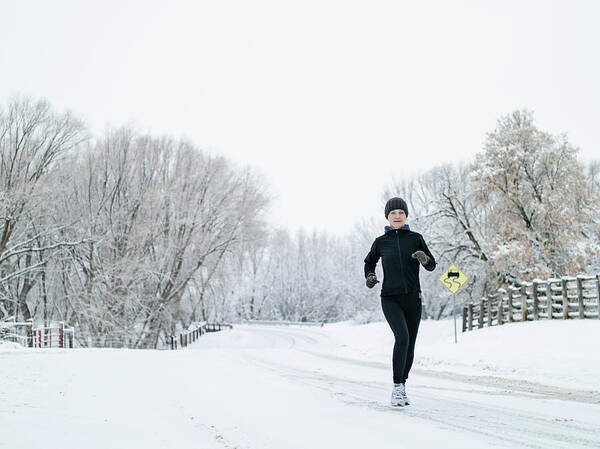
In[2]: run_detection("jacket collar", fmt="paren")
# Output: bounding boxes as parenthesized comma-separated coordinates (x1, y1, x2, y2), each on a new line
(385, 224, 410, 233)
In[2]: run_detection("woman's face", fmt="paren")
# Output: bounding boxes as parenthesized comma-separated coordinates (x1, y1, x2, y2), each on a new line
(387, 209, 406, 229)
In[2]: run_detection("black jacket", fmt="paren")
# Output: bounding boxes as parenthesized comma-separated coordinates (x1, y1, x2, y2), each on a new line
(364, 226, 436, 296)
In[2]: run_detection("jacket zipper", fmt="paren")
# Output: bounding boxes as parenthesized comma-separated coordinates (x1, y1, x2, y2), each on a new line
(395, 230, 404, 291)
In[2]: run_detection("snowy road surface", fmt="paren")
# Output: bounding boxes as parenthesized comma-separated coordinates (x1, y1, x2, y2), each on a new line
(2, 322, 600, 449)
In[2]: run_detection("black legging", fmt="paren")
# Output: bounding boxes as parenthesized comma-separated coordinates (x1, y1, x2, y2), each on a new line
(381, 292, 422, 384)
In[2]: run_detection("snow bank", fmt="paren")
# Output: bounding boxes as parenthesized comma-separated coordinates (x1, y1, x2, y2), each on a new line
(0, 340, 25, 351)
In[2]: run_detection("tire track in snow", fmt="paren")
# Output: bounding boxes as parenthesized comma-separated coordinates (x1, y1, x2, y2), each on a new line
(240, 327, 600, 449)
(241, 325, 600, 406)
(246, 352, 600, 449)
(303, 349, 600, 405)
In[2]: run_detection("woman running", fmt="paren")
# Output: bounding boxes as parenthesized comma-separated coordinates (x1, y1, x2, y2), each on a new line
(364, 197, 436, 406)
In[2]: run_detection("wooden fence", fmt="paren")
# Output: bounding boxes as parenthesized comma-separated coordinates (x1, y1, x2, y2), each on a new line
(168, 322, 228, 349)
(462, 274, 600, 332)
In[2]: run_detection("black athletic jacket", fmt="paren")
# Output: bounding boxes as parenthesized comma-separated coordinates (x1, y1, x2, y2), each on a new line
(364, 225, 436, 296)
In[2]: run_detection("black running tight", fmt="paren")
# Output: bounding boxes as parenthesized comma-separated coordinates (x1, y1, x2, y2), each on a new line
(381, 292, 422, 384)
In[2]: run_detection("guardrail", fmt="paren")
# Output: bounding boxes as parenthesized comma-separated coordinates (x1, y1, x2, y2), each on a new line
(240, 319, 325, 327)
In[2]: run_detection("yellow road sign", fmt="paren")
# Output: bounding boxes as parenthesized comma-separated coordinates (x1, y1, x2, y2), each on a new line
(438, 263, 469, 295)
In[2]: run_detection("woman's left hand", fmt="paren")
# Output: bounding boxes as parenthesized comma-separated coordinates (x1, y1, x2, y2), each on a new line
(411, 250, 430, 266)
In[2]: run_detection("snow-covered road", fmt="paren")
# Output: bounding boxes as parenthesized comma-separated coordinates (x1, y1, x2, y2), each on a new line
(2, 322, 600, 449)
(227, 325, 600, 449)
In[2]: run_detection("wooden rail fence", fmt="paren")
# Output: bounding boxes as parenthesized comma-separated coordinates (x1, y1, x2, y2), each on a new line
(462, 274, 600, 332)
(169, 322, 227, 349)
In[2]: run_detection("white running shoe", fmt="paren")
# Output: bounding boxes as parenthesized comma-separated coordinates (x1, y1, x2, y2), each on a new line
(391, 383, 408, 406)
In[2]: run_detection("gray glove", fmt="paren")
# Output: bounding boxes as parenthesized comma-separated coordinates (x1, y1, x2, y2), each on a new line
(366, 273, 379, 288)
(411, 250, 430, 266)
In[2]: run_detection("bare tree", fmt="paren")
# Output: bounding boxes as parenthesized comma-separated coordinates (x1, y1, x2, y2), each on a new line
(0, 96, 87, 322)
(51, 127, 270, 346)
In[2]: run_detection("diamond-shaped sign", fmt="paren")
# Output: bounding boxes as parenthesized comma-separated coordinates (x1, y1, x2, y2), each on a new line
(438, 263, 469, 295)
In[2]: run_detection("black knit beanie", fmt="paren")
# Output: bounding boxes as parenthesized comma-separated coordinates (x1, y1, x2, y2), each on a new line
(385, 197, 409, 219)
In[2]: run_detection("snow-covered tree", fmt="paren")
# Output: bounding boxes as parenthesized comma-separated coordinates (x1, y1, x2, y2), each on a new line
(471, 109, 599, 282)
(0, 96, 87, 323)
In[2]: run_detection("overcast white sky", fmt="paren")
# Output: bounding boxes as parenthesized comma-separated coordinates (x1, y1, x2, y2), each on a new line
(1, 1, 599, 234)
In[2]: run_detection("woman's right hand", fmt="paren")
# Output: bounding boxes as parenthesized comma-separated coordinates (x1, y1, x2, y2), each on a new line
(366, 273, 379, 288)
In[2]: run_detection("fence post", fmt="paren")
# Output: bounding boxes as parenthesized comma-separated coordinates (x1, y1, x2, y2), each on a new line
(468, 303, 473, 331)
(576, 277, 585, 319)
(596, 274, 600, 320)
(521, 285, 528, 321)
(478, 299, 484, 328)
(532, 281, 539, 321)
(462, 307, 467, 332)
(547, 281, 553, 320)
(498, 293, 504, 326)
(487, 296, 494, 327)
(507, 289, 513, 323)
(561, 278, 569, 320)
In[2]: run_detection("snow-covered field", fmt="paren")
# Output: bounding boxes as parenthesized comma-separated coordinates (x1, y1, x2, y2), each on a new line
(2, 319, 599, 449)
